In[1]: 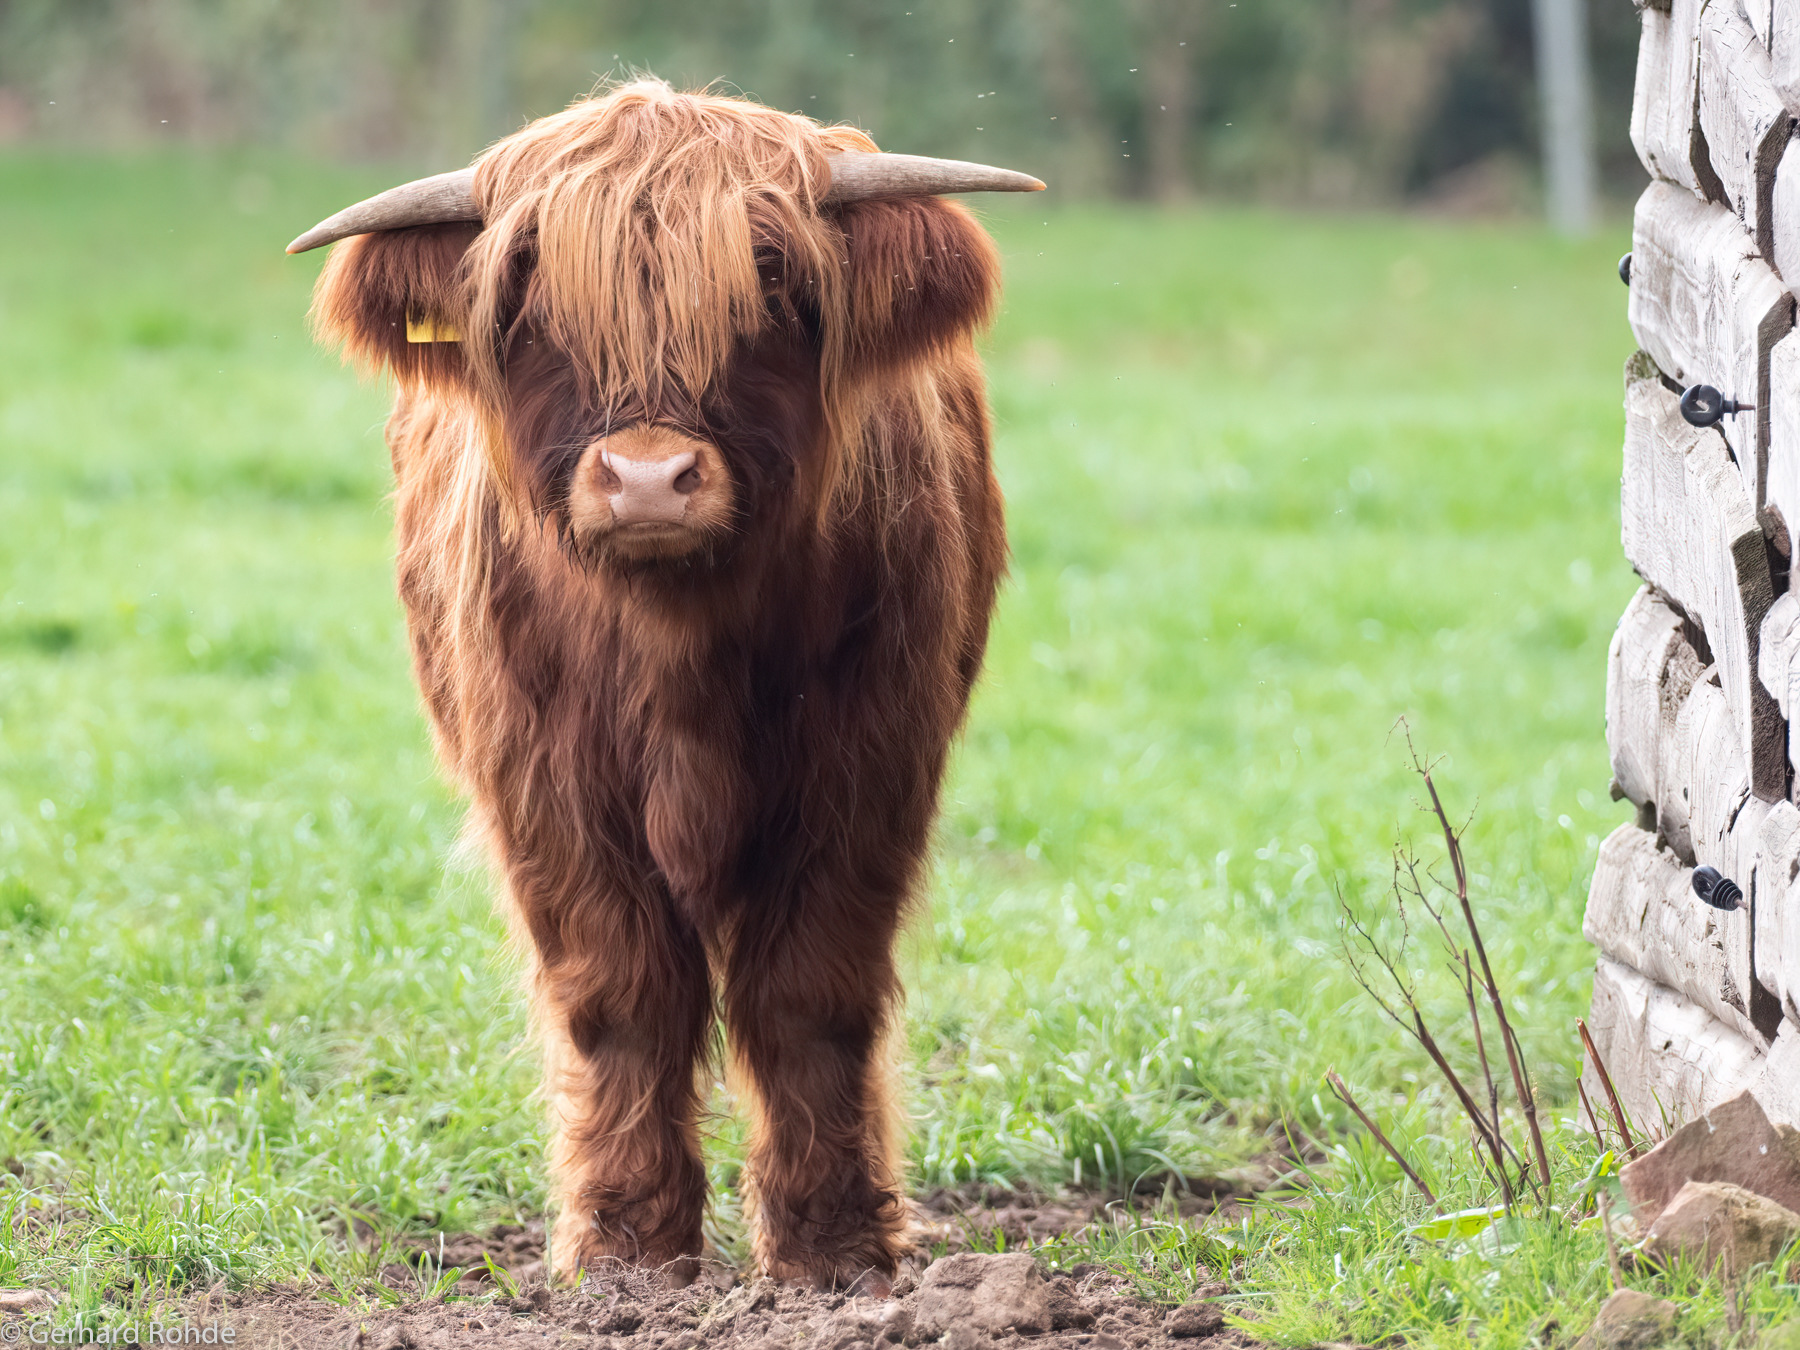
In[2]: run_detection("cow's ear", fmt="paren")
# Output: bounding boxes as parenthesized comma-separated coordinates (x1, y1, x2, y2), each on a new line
(310, 222, 481, 388)
(834, 197, 1000, 376)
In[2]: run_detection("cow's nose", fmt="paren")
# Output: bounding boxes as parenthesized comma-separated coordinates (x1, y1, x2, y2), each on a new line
(605, 450, 699, 525)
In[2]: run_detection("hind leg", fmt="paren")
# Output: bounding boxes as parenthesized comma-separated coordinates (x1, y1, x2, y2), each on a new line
(721, 898, 907, 1290)
(533, 904, 714, 1285)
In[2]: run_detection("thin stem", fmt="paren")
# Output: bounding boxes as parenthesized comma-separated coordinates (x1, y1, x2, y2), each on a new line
(1577, 1017, 1638, 1158)
(1598, 1191, 1624, 1292)
(1416, 748, 1553, 1202)
(1576, 1077, 1607, 1156)
(1409, 1010, 1515, 1209)
(1326, 1071, 1438, 1207)
(1459, 948, 1501, 1161)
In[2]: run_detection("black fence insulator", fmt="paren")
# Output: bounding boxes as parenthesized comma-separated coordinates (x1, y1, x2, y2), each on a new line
(1692, 865, 1744, 911)
(1680, 384, 1756, 428)
(1619, 252, 1632, 286)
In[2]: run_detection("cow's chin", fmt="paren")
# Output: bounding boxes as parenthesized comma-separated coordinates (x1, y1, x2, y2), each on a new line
(578, 519, 720, 567)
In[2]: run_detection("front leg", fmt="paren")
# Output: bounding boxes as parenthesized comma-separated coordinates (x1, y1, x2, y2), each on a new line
(721, 887, 908, 1291)
(530, 897, 714, 1285)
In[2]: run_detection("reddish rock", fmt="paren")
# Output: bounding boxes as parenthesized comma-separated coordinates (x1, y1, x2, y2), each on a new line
(1644, 1179, 1800, 1272)
(1620, 1092, 1800, 1226)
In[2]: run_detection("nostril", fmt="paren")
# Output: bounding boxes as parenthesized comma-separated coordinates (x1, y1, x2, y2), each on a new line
(672, 465, 701, 495)
(593, 457, 622, 493)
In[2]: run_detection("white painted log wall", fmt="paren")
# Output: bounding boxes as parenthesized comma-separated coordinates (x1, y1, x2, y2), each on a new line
(1768, 331, 1800, 558)
(1591, 0, 1800, 1136)
(1620, 375, 1784, 799)
(1584, 822, 1760, 1040)
(1754, 801, 1800, 1023)
(1607, 584, 1703, 809)
(1627, 183, 1793, 499)
(1698, 3, 1792, 258)
(1631, 0, 1711, 197)
(1772, 0, 1800, 116)
(1584, 957, 1800, 1133)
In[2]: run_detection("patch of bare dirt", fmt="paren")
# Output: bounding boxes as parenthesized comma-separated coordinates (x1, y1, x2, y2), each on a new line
(137, 1190, 1268, 1349)
(200, 1260, 1251, 1350)
(0, 1180, 1280, 1348)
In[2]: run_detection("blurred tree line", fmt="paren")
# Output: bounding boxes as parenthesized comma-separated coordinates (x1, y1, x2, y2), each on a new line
(0, 0, 1644, 208)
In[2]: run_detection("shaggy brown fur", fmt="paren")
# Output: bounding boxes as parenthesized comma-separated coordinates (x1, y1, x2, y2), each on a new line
(310, 80, 1007, 1290)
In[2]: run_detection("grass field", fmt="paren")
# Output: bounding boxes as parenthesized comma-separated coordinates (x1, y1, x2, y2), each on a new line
(3, 153, 1789, 1343)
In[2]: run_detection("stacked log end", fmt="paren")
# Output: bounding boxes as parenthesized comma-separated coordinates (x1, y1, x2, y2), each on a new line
(1589, 0, 1800, 1131)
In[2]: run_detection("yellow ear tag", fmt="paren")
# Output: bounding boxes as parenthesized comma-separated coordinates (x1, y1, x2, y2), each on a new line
(406, 314, 461, 343)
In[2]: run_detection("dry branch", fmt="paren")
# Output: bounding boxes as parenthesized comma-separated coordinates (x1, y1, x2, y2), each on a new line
(1577, 1017, 1640, 1158)
(1412, 736, 1554, 1202)
(1337, 724, 1560, 1215)
(1325, 1070, 1438, 1206)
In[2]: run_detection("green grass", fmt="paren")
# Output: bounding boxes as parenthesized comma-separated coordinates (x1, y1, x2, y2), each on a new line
(5, 151, 1793, 1341)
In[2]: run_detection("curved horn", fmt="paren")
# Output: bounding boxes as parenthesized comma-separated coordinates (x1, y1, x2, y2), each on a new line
(285, 152, 1045, 254)
(286, 168, 479, 254)
(819, 151, 1046, 204)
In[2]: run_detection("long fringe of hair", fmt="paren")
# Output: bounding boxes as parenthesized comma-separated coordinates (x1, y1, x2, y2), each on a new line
(462, 79, 878, 513)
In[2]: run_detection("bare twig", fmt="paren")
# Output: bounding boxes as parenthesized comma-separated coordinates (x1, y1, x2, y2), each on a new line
(1576, 1077, 1607, 1156)
(1577, 1017, 1638, 1158)
(1409, 737, 1553, 1204)
(1326, 1070, 1438, 1207)
(1458, 949, 1499, 1130)
(1598, 1191, 1624, 1291)
(1339, 896, 1515, 1205)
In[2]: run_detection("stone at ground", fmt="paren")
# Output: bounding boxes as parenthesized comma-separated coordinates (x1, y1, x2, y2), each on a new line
(0, 1289, 55, 1314)
(1619, 1092, 1800, 1226)
(912, 1252, 1054, 1336)
(1643, 1179, 1800, 1272)
(1572, 1288, 1678, 1350)
(1165, 1297, 1225, 1337)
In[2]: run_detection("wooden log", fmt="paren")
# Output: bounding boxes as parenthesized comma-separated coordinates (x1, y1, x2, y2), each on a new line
(1758, 590, 1800, 724)
(1698, 2, 1792, 258)
(1586, 815, 1761, 1043)
(1773, 0, 1800, 117)
(1622, 374, 1785, 800)
(1608, 584, 1706, 810)
(1668, 674, 1773, 883)
(1629, 184, 1794, 500)
(1585, 956, 1774, 1134)
(1750, 1018, 1800, 1122)
(1748, 0, 1773, 51)
(1772, 126, 1800, 289)
(1631, 0, 1714, 196)
(1754, 800, 1800, 1024)
(1768, 331, 1800, 575)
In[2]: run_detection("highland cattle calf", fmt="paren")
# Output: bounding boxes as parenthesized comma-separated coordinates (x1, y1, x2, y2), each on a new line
(289, 80, 1039, 1292)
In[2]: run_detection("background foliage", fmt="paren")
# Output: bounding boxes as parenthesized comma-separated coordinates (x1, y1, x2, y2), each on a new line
(0, 0, 1644, 207)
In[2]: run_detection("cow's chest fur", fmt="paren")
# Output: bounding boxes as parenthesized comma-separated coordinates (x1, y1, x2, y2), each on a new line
(469, 520, 908, 939)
